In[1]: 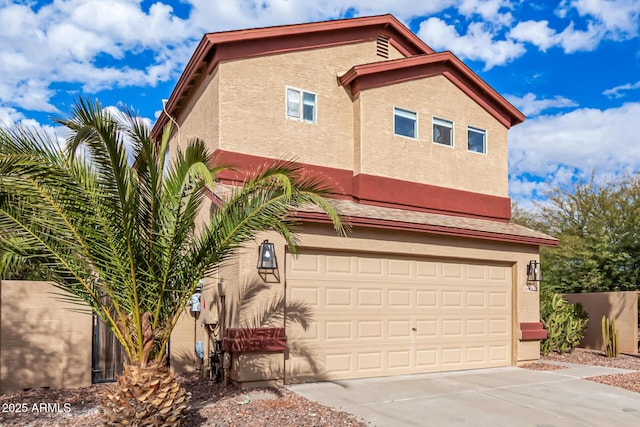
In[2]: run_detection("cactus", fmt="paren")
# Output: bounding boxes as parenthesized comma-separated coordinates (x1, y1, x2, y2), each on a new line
(540, 289, 589, 356)
(602, 315, 619, 358)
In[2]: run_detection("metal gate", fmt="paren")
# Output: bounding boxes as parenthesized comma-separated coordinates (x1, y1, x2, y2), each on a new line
(92, 314, 126, 383)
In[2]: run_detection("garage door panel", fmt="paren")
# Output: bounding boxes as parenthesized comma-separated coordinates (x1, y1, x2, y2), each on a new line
(326, 254, 353, 274)
(357, 320, 384, 339)
(358, 289, 383, 306)
(357, 257, 384, 275)
(286, 252, 512, 382)
(489, 345, 509, 361)
(358, 352, 384, 370)
(417, 290, 437, 307)
(325, 287, 352, 306)
(388, 350, 410, 368)
(388, 259, 411, 276)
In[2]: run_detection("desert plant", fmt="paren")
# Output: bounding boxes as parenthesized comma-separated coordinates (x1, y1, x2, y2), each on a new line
(540, 288, 589, 356)
(0, 98, 344, 425)
(601, 315, 619, 358)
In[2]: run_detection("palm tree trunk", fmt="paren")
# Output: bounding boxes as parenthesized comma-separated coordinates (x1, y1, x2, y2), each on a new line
(100, 361, 191, 426)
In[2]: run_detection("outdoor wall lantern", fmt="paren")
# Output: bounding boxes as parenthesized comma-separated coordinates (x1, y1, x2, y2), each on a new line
(527, 260, 542, 283)
(257, 240, 278, 271)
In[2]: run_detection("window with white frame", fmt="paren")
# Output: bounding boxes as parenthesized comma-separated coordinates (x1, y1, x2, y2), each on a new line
(286, 87, 316, 123)
(433, 117, 453, 146)
(467, 126, 486, 153)
(394, 107, 417, 139)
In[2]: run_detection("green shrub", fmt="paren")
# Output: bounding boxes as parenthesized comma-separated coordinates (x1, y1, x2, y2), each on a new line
(540, 288, 589, 356)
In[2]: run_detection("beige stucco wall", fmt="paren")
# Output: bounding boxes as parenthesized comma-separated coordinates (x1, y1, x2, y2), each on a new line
(170, 224, 543, 380)
(565, 291, 638, 354)
(171, 42, 509, 198)
(177, 68, 220, 150)
(216, 42, 378, 170)
(0, 281, 92, 393)
(358, 76, 509, 196)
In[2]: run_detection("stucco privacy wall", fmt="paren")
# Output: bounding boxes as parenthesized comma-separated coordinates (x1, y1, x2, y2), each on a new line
(565, 291, 638, 354)
(358, 76, 509, 197)
(0, 281, 92, 393)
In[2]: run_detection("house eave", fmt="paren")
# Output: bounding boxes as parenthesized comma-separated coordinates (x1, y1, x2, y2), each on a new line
(151, 14, 434, 139)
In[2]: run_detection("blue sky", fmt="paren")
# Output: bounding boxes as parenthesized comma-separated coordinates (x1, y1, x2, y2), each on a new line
(1, 0, 639, 208)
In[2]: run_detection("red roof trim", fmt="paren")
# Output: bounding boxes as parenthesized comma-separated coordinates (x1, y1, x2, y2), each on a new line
(152, 14, 432, 139)
(338, 52, 525, 128)
(295, 212, 559, 247)
(210, 149, 511, 221)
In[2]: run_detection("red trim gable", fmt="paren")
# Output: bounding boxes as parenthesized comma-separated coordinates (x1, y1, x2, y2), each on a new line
(339, 52, 525, 129)
(152, 14, 432, 139)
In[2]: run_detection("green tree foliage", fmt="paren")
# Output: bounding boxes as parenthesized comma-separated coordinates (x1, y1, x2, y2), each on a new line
(512, 174, 640, 294)
(0, 98, 344, 425)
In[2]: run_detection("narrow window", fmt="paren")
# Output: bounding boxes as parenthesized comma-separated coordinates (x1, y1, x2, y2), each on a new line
(433, 117, 453, 146)
(286, 87, 316, 123)
(394, 107, 417, 139)
(467, 126, 486, 153)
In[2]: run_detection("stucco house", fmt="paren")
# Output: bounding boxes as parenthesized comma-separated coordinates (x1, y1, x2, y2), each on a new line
(156, 14, 557, 388)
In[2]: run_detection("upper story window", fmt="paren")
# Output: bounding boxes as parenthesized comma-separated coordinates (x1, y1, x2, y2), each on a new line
(433, 117, 453, 146)
(286, 87, 316, 123)
(394, 107, 417, 139)
(467, 126, 486, 153)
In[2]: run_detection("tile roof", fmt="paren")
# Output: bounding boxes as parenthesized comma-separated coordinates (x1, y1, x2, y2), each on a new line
(208, 183, 558, 247)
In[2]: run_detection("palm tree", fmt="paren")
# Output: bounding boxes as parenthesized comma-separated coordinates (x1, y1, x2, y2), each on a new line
(0, 98, 344, 425)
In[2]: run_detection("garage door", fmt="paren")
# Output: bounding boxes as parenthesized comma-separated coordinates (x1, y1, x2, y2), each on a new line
(285, 251, 512, 382)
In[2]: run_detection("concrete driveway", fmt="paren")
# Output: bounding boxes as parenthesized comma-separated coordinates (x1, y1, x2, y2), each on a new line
(289, 362, 640, 426)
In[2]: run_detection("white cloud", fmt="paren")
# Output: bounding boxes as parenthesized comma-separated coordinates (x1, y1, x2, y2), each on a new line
(0, 0, 194, 113)
(417, 18, 525, 69)
(1, 0, 470, 114)
(509, 19, 608, 53)
(508, 176, 550, 199)
(187, 0, 457, 32)
(513, 1, 639, 54)
(570, 0, 640, 37)
(0, 106, 26, 128)
(457, 0, 514, 25)
(603, 80, 640, 98)
(556, 21, 604, 52)
(509, 20, 558, 51)
(507, 93, 578, 116)
(509, 103, 640, 201)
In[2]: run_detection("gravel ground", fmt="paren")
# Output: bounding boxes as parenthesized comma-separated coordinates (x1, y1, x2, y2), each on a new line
(523, 348, 640, 393)
(3, 349, 639, 426)
(519, 362, 567, 371)
(542, 348, 640, 370)
(0, 375, 366, 427)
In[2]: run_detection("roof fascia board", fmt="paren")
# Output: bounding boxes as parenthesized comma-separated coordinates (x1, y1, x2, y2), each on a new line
(339, 52, 525, 128)
(152, 14, 432, 138)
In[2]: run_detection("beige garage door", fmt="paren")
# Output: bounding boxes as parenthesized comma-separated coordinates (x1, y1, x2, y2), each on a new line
(285, 251, 512, 382)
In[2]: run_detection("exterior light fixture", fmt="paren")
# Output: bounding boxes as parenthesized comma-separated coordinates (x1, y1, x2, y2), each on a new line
(527, 260, 542, 282)
(257, 240, 277, 271)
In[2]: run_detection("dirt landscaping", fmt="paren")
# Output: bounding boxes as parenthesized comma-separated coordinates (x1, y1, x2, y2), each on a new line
(523, 348, 640, 393)
(2, 348, 640, 427)
(0, 375, 367, 427)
